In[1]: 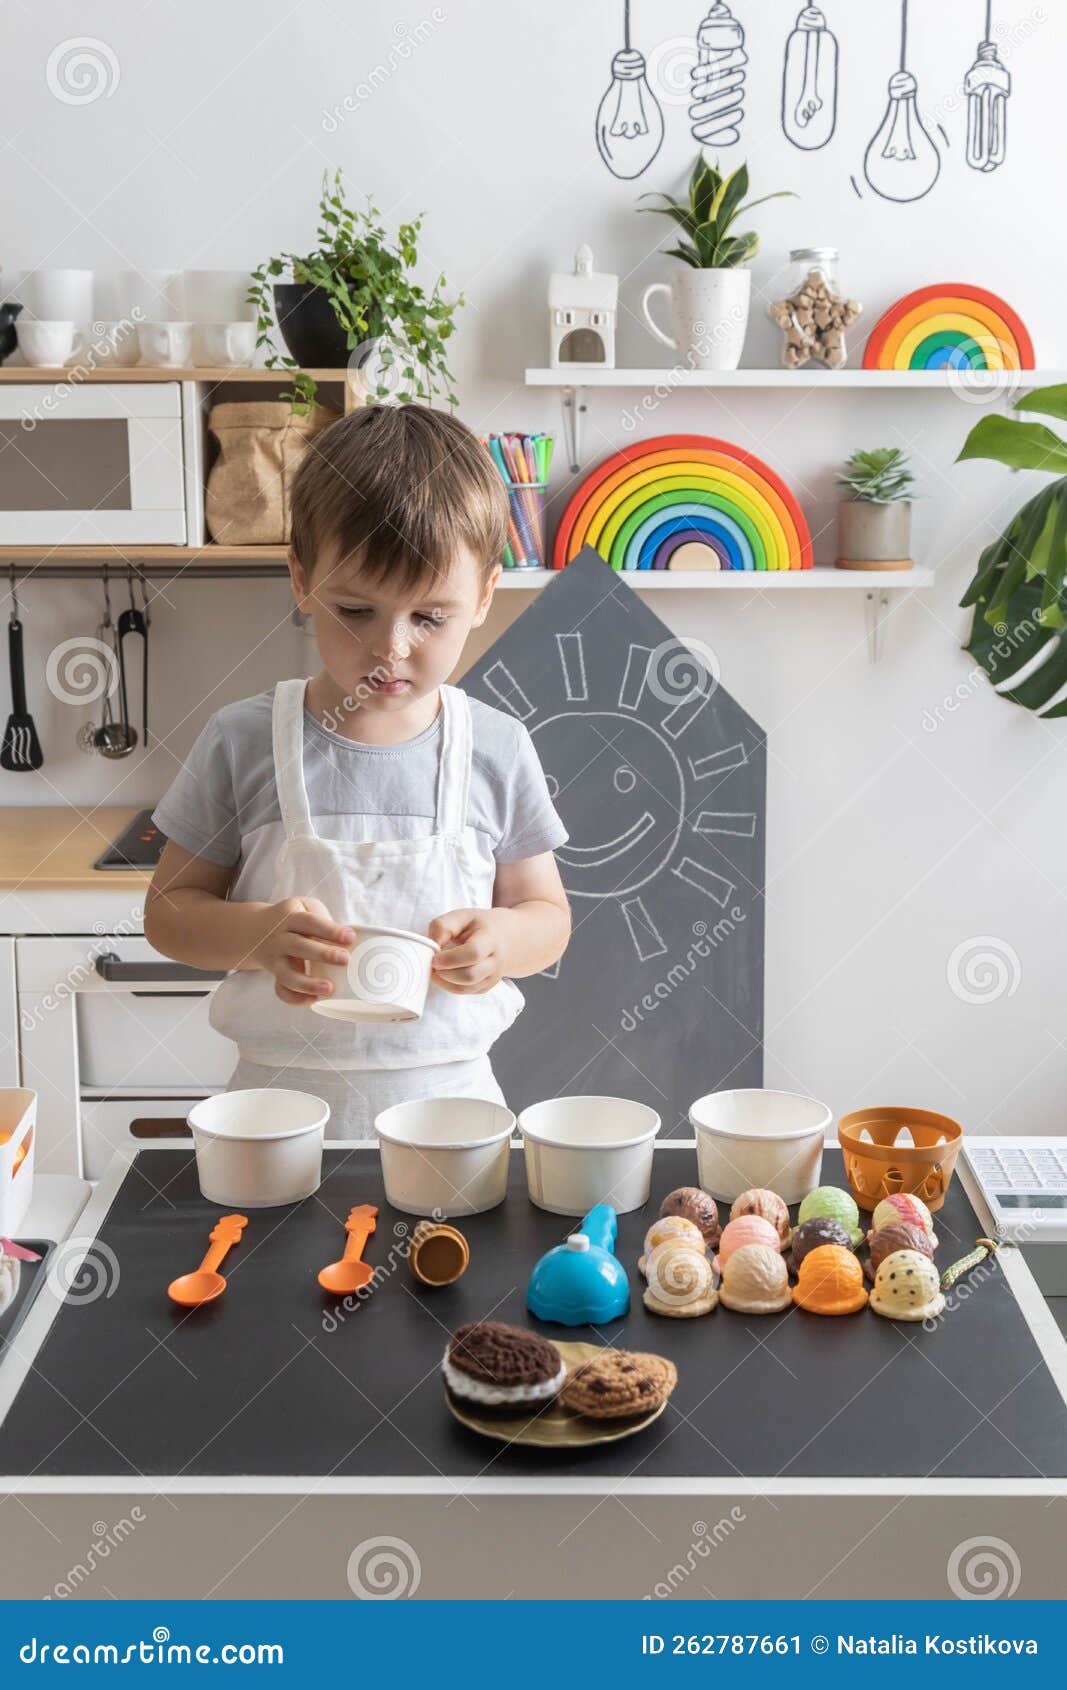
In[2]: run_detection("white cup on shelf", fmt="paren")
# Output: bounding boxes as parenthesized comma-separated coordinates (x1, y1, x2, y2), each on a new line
(137, 320, 194, 366)
(197, 321, 256, 366)
(17, 319, 83, 366)
(88, 319, 141, 367)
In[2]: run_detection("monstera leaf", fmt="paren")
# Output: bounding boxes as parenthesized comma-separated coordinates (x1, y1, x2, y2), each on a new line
(959, 386, 1067, 715)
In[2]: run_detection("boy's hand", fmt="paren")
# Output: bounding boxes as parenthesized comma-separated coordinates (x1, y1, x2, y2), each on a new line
(427, 909, 511, 995)
(250, 896, 355, 1007)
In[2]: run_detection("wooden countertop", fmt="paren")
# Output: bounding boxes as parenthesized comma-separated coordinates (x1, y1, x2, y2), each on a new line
(0, 806, 153, 890)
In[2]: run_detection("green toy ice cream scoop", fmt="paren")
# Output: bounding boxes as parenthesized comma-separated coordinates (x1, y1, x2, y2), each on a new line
(796, 1186, 863, 1247)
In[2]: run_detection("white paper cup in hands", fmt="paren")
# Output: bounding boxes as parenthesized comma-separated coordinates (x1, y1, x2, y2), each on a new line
(310, 924, 439, 1023)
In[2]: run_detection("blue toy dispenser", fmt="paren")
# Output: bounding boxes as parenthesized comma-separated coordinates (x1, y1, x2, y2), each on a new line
(526, 1203, 631, 1326)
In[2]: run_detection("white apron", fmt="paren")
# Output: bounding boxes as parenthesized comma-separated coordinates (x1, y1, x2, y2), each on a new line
(209, 679, 524, 1070)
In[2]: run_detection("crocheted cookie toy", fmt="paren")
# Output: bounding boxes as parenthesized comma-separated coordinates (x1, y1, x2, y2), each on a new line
(562, 1349, 677, 1420)
(443, 1320, 566, 1408)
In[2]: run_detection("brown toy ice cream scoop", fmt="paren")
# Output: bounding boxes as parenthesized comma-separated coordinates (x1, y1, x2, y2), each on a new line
(865, 1221, 936, 1283)
(789, 1215, 853, 1278)
(660, 1186, 721, 1247)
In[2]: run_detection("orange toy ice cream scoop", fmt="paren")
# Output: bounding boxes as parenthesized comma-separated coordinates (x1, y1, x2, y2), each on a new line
(792, 1243, 868, 1315)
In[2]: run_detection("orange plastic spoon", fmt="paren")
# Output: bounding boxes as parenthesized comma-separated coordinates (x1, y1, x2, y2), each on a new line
(168, 1214, 248, 1307)
(318, 1204, 378, 1294)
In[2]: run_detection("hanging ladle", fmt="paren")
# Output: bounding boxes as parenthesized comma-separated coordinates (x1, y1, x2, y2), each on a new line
(168, 1213, 248, 1307)
(318, 1204, 378, 1294)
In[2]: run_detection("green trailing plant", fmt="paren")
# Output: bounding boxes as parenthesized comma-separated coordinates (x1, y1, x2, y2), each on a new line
(638, 156, 793, 269)
(248, 170, 462, 411)
(836, 447, 916, 504)
(958, 384, 1067, 715)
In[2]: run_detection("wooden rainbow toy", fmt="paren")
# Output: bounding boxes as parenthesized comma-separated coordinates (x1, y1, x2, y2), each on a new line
(862, 284, 1034, 372)
(552, 434, 813, 572)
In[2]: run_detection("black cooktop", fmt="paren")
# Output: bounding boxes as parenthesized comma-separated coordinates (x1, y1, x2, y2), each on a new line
(0, 1148, 1064, 1481)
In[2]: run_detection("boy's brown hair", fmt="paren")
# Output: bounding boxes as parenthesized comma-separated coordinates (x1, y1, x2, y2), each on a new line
(289, 403, 509, 591)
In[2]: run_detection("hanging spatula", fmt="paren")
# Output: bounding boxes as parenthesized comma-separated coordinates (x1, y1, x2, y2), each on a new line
(1, 600, 43, 772)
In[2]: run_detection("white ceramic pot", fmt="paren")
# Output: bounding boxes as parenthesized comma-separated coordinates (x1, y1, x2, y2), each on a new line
(137, 321, 194, 366)
(641, 267, 751, 371)
(375, 1097, 515, 1216)
(198, 322, 256, 366)
(181, 270, 254, 324)
(22, 268, 94, 324)
(311, 925, 439, 1024)
(16, 320, 81, 367)
(689, 1088, 831, 1205)
(188, 1089, 329, 1208)
(519, 1096, 660, 1216)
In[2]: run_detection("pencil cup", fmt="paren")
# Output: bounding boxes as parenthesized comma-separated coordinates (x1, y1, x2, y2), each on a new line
(504, 482, 548, 569)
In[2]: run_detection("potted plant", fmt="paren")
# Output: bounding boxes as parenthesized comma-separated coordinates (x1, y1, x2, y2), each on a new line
(958, 385, 1067, 713)
(248, 170, 463, 410)
(835, 447, 916, 570)
(638, 156, 793, 371)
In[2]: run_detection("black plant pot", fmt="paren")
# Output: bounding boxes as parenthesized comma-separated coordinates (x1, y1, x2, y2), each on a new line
(273, 282, 356, 370)
(0, 302, 23, 365)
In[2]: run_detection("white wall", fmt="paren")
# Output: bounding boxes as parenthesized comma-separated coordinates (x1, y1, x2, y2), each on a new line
(3, 0, 1064, 1136)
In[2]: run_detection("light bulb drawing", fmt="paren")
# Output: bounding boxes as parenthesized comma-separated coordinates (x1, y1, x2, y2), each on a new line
(964, 1, 1011, 172)
(689, 2, 748, 147)
(781, 5, 839, 150)
(863, 0, 941, 202)
(596, 0, 665, 180)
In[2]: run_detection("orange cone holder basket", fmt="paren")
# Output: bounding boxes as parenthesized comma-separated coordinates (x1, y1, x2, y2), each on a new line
(837, 1106, 963, 1214)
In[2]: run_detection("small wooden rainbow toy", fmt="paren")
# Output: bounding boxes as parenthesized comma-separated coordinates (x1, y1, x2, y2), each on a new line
(552, 434, 813, 572)
(863, 284, 1034, 371)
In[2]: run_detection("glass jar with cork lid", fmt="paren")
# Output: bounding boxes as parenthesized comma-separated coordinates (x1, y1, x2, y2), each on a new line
(770, 247, 862, 369)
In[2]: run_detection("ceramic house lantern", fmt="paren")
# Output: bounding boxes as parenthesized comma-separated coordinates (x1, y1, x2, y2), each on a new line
(549, 244, 617, 369)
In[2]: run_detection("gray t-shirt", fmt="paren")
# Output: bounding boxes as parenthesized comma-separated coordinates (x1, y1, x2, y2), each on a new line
(152, 686, 568, 875)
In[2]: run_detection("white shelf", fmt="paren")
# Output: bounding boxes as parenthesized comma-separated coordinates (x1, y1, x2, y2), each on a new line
(525, 367, 1061, 389)
(497, 566, 932, 590)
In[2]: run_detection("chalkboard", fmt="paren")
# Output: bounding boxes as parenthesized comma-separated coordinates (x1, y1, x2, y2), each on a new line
(462, 549, 766, 1132)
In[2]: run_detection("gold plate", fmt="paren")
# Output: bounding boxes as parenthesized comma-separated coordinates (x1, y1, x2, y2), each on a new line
(444, 1340, 669, 1449)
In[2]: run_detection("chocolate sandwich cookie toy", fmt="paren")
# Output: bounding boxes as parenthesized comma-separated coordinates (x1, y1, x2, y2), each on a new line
(443, 1320, 567, 1408)
(870, 1192, 938, 1247)
(526, 1204, 630, 1326)
(561, 1349, 677, 1420)
(869, 1250, 945, 1322)
(718, 1242, 792, 1314)
(714, 1213, 781, 1274)
(638, 1214, 705, 1276)
(789, 1216, 853, 1277)
(792, 1244, 868, 1315)
(796, 1185, 864, 1247)
(660, 1186, 721, 1248)
(643, 1238, 718, 1318)
(730, 1187, 791, 1248)
(864, 1220, 935, 1284)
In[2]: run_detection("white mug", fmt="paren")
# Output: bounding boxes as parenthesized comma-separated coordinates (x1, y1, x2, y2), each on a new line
(89, 320, 140, 367)
(641, 268, 752, 372)
(137, 320, 194, 366)
(198, 321, 256, 366)
(17, 319, 82, 367)
(21, 268, 94, 324)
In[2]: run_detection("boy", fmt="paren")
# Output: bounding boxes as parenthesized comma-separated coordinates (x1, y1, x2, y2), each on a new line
(145, 404, 571, 1136)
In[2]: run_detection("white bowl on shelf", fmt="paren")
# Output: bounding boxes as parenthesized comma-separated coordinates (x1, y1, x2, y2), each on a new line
(519, 1095, 660, 1216)
(689, 1087, 830, 1205)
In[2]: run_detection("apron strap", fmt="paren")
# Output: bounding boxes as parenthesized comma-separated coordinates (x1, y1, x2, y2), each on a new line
(272, 678, 316, 840)
(435, 685, 472, 836)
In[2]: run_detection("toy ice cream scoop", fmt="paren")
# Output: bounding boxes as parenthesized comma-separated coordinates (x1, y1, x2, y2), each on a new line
(869, 1249, 945, 1322)
(639, 1214, 705, 1276)
(789, 1215, 853, 1277)
(719, 1242, 792, 1314)
(729, 1188, 791, 1248)
(643, 1239, 718, 1318)
(871, 1192, 937, 1246)
(865, 1220, 935, 1283)
(660, 1186, 721, 1247)
(526, 1204, 630, 1326)
(796, 1185, 863, 1246)
(792, 1244, 868, 1315)
(714, 1213, 780, 1273)
(443, 1320, 567, 1407)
